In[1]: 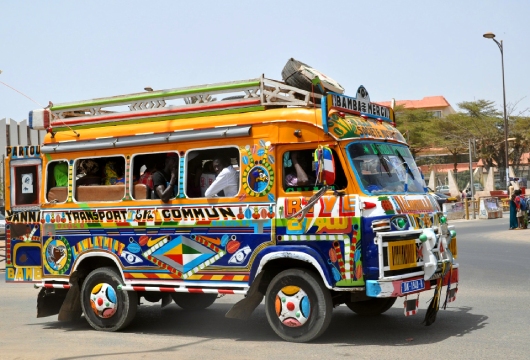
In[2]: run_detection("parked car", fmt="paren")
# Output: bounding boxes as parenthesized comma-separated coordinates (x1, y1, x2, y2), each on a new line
(0, 212, 5, 237)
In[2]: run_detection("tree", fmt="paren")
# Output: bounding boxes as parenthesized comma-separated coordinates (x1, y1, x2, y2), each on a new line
(394, 106, 436, 158)
(415, 99, 530, 188)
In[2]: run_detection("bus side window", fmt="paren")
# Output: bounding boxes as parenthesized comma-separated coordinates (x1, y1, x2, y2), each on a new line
(283, 149, 316, 191)
(46, 160, 69, 203)
(74, 156, 126, 202)
(130, 153, 167, 200)
(282, 148, 347, 191)
(186, 147, 240, 198)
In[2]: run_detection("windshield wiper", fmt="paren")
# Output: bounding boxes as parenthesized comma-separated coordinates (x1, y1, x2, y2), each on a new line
(396, 150, 415, 180)
(374, 145, 391, 177)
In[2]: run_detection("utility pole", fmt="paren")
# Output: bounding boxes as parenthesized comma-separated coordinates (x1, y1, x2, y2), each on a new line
(469, 138, 475, 219)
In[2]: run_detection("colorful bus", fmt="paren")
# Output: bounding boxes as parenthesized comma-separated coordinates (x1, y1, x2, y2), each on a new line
(4, 70, 458, 342)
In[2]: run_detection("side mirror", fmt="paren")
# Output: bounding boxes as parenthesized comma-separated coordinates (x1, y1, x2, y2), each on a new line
(314, 146, 335, 185)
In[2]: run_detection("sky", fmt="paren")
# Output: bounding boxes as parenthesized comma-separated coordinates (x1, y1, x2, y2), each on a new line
(1, 0, 529, 122)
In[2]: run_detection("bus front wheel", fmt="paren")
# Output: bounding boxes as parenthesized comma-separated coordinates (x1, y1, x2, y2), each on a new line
(80, 267, 138, 331)
(265, 268, 332, 343)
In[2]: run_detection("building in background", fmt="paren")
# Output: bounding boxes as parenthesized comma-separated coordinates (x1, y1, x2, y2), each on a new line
(378, 95, 456, 118)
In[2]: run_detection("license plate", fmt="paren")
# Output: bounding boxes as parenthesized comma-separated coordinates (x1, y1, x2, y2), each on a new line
(401, 279, 425, 294)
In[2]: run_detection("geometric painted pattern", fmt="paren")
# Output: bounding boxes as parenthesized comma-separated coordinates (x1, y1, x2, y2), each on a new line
(152, 235, 215, 273)
(143, 235, 225, 279)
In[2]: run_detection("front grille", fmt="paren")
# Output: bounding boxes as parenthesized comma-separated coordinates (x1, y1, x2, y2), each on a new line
(377, 230, 424, 278)
(388, 240, 417, 270)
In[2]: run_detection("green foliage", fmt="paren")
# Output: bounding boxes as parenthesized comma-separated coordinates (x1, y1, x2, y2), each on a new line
(395, 106, 436, 157)
(406, 99, 530, 176)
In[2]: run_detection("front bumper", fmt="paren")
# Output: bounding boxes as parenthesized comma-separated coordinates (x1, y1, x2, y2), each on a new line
(366, 266, 459, 297)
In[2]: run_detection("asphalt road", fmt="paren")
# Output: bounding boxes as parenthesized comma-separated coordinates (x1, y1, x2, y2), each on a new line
(1, 216, 529, 360)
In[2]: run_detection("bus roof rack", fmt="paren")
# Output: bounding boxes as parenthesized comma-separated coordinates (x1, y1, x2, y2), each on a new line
(29, 75, 323, 131)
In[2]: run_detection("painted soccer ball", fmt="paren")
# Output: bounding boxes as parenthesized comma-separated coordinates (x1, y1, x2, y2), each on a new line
(90, 283, 118, 318)
(275, 286, 310, 327)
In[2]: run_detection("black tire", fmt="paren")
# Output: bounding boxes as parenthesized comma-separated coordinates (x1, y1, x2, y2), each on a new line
(265, 268, 332, 343)
(171, 293, 218, 310)
(345, 297, 397, 316)
(80, 267, 137, 331)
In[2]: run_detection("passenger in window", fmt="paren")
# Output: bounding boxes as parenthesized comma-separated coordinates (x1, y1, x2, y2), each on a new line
(138, 163, 155, 191)
(152, 153, 179, 202)
(204, 157, 239, 197)
(53, 162, 68, 187)
(103, 160, 125, 185)
(76, 159, 101, 186)
(285, 151, 315, 187)
(199, 160, 216, 197)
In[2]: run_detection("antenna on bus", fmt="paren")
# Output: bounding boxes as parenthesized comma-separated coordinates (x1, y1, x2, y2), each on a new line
(0, 70, 45, 108)
(0, 70, 80, 138)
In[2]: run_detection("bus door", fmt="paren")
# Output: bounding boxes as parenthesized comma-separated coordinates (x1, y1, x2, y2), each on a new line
(275, 144, 364, 287)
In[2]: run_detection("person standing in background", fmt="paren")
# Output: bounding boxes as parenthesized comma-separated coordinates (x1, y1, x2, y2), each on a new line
(509, 183, 518, 230)
(514, 189, 524, 229)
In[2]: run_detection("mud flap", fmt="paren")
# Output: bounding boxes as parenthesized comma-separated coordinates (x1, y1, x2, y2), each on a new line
(37, 288, 68, 318)
(58, 271, 82, 322)
(225, 271, 266, 320)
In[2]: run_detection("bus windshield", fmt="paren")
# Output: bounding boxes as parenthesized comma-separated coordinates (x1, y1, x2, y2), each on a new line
(347, 142, 424, 195)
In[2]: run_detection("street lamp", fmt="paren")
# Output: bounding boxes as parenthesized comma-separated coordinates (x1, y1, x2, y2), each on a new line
(483, 32, 509, 190)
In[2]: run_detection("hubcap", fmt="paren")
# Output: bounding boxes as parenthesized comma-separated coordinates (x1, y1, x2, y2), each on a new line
(90, 283, 118, 318)
(274, 285, 310, 327)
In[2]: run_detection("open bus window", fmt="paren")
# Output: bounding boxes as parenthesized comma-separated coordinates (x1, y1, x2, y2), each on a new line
(46, 160, 69, 203)
(282, 148, 347, 192)
(73, 156, 126, 202)
(10, 160, 41, 207)
(186, 147, 240, 198)
(347, 142, 424, 194)
(130, 152, 170, 200)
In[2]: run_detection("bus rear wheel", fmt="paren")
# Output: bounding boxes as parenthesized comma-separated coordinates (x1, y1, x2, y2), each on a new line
(265, 268, 332, 343)
(80, 267, 137, 331)
(345, 297, 396, 316)
(170, 293, 218, 310)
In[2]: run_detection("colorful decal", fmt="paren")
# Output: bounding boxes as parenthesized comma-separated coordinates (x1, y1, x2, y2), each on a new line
(120, 251, 144, 265)
(43, 236, 72, 275)
(142, 235, 225, 279)
(379, 196, 396, 215)
(278, 230, 363, 287)
(392, 195, 436, 214)
(90, 283, 118, 318)
(275, 286, 310, 327)
(71, 236, 125, 260)
(326, 111, 403, 142)
(5, 210, 41, 224)
(241, 141, 275, 197)
(5, 145, 41, 159)
(228, 246, 251, 265)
